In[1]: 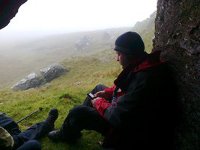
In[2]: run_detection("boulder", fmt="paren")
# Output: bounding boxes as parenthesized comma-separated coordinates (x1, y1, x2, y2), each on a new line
(12, 73, 43, 91)
(12, 64, 67, 91)
(40, 64, 66, 82)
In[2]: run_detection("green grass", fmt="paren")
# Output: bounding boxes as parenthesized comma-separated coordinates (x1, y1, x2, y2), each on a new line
(0, 50, 121, 150)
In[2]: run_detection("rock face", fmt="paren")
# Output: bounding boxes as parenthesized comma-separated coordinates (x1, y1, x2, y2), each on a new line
(154, 0, 200, 150)
(12, 73, 43, 91)
(0, 0, 27, 29)
(40, 64, 66, 82)
(12, 64, 66, 91)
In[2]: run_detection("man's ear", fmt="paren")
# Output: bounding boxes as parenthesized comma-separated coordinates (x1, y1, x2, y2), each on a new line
(0, 0, 27, 29)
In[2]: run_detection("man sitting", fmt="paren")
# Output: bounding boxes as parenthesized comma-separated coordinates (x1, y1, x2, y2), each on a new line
(48, 32, 179, 150)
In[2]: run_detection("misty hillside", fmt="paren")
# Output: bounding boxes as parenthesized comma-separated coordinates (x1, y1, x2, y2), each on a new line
(0, 27, 131, 88)
(133, 11, 156, 52)
(0, 12, 156, 89)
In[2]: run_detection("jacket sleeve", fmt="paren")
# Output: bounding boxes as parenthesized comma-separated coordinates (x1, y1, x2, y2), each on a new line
(103, 85, 116, 98)
(93, 98, 111, 116)
(92, 85, 116, 116)
(103, 76, 147, 128)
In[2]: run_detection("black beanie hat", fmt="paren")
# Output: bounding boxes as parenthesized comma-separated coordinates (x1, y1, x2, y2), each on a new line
(114, 31, 145, 55)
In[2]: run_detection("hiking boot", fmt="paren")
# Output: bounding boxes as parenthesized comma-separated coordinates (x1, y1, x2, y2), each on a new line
(48, 129, 82, 143)
(45, 108, 58, 129)
(48, 130, 62, 141)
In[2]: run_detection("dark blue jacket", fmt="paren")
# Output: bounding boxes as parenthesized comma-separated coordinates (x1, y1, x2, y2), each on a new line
(99, 52, 179, 150)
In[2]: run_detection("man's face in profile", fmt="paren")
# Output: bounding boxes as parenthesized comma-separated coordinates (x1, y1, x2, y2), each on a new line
(0, 0, 27, 29)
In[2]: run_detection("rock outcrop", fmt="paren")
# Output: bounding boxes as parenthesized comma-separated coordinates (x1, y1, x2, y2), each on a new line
(12, 64, 67, 91)
(40, 64, 66, 82)
(154, 0, 200, 150)
(11, 73, 43, 91)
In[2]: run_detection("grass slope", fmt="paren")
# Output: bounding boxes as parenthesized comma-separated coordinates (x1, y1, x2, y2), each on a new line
(0, 50, 121, 150)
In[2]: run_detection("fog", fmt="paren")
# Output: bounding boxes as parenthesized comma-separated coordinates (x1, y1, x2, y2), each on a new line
(1, 0, 157, 34)
(0, 0, 157, 88)
(0, 0, 157, 48)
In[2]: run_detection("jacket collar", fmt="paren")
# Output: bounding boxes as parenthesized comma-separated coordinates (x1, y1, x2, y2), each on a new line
(133, 51, 164, 73)
(114, 51, 163, 92)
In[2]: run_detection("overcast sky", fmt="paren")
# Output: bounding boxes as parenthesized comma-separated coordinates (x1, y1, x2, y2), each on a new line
(1, 0, 157, 34)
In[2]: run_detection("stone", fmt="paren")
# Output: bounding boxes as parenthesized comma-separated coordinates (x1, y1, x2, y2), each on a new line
(11, 73, 43, 91)
(40, 64, 66, 82)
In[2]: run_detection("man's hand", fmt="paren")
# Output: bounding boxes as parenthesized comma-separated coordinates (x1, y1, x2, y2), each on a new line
(94, 91, 110, 99)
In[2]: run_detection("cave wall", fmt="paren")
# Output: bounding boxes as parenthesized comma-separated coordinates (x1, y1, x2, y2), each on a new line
(0, 0, 27, 29)
(153, 0, 200, 150)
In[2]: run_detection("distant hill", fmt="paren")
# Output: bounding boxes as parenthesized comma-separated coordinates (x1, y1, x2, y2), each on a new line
(133, 11, 156, 53)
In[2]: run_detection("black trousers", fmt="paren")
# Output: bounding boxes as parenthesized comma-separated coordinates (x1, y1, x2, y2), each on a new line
(13, 121, 52, 149)
(0, 113, 52, 150)
(60, 84, 111, 141)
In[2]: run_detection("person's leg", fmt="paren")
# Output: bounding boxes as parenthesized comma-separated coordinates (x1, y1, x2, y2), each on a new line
(16, 140, 41, 150)
(83, 84, 107, 106)
(0, 113, 21, 136)
(48, 105, 110, 143)
(13, 109, 58, 149)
